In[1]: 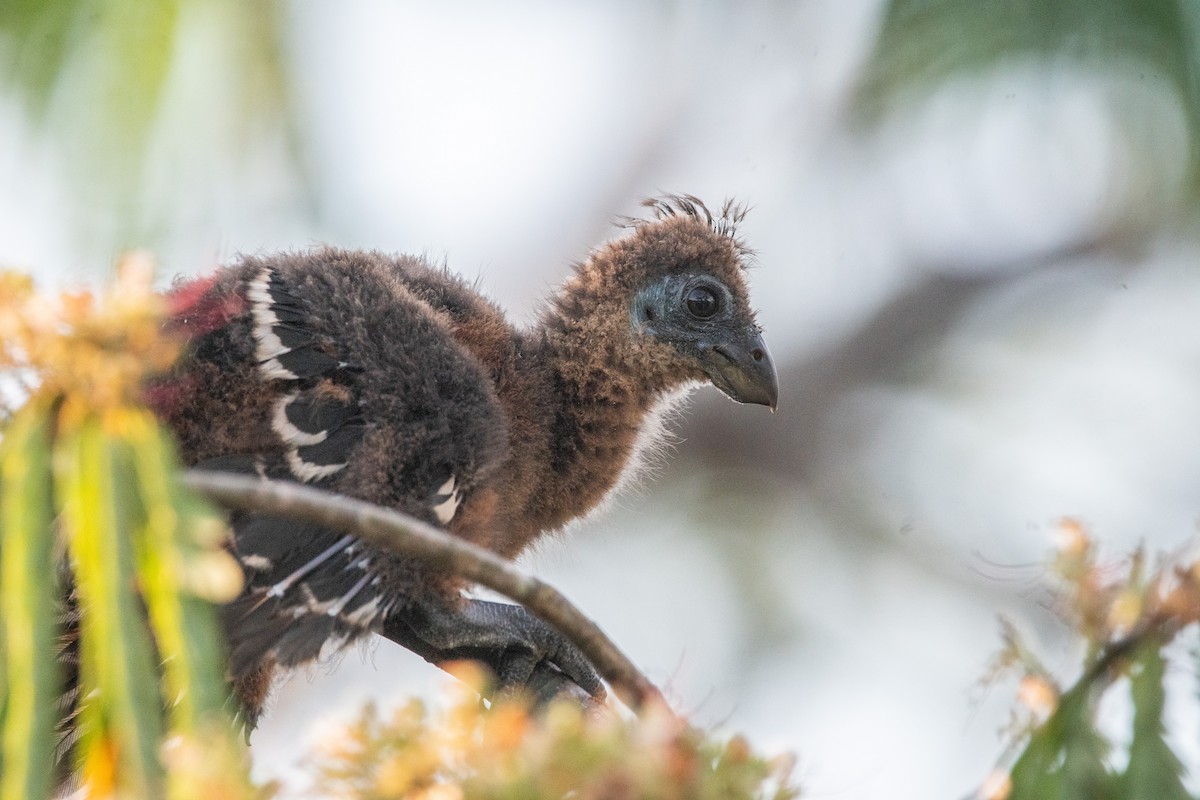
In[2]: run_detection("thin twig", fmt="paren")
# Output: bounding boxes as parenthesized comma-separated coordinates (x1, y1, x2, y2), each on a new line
(180, 469, 670, 716)
(1079, 616, 1181, 687)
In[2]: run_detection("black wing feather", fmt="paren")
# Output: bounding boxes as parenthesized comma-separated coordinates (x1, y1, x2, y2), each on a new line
(198, 253, 508, 724)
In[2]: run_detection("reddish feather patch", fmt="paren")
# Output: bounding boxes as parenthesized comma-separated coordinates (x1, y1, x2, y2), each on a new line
(164, 274, 245, 338)
(142, 372, 200, 417)
(146, 275, 243, 416)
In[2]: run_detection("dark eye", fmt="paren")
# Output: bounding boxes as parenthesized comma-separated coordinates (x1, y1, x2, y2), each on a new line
(685, 285, 720, 319)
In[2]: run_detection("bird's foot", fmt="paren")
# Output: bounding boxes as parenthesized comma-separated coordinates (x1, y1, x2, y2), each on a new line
(381, 597, 606, 708)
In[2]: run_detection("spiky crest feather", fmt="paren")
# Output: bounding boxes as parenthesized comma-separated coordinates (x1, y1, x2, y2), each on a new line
(620, 194, 754, 262)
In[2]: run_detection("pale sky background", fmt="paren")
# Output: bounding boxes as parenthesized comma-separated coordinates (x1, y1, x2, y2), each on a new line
(2, 3, 1199, 798)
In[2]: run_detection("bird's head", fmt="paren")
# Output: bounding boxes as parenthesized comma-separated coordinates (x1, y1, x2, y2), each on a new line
(551, 195, 778, 410)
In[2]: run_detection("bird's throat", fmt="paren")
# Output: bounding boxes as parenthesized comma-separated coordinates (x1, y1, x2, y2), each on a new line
(508, 326, 659, 540)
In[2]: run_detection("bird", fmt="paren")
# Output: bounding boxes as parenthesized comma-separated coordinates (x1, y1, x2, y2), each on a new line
(147, 194, 779, 729)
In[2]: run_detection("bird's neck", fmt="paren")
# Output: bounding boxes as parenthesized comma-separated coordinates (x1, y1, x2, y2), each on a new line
(512, 313, 667, 537)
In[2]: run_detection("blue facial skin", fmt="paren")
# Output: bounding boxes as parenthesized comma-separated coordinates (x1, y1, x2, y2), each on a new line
(629, 273, 735, 349)
(630, 273, 778, 409)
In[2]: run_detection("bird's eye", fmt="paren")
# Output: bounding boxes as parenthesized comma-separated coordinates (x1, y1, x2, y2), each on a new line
(685, 286, 719, 319)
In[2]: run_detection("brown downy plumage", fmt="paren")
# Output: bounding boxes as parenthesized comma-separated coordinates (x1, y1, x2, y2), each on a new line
(139, 194, 779, 728)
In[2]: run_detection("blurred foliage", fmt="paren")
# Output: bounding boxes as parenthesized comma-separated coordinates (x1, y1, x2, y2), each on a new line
(0, 0, 181, 140)
(859, 0, 1200, 115)
(857, 0, 1200, 188)
(308, 664, 799, 800)
(0, 0, 299, 256)
(979, 520, 1200, 800)
(0, 260, 251, 798)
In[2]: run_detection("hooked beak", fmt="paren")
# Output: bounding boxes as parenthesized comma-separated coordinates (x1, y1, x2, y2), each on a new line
(701, 329, 779, 411)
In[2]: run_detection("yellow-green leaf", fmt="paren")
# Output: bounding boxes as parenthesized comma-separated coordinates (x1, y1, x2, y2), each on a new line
(126, 410, 232, 729)
(58, 414, 164, 796)
(0, 400, 59, 800)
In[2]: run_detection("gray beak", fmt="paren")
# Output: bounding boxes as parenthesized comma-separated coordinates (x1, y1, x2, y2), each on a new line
(701, 329, 779, 411)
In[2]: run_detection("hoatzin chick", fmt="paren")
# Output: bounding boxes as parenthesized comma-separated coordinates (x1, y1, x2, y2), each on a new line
(151, 195, 778, 728)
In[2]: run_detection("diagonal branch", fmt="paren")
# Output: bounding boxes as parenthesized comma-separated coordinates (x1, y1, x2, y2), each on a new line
(179, 469, 670, 716)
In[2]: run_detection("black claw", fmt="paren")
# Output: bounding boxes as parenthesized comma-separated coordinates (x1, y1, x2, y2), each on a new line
(523, 662, 601, 709)
(380, 597, 606, 705)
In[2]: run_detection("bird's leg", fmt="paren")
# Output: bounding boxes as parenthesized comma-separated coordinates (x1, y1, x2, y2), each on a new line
(380, 597, 606, 707)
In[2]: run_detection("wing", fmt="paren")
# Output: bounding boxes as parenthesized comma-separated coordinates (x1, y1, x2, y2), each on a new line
(181, 251, 509, 695)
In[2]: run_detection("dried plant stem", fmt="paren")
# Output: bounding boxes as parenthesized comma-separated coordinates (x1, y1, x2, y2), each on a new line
(180, 470, 669, 716)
